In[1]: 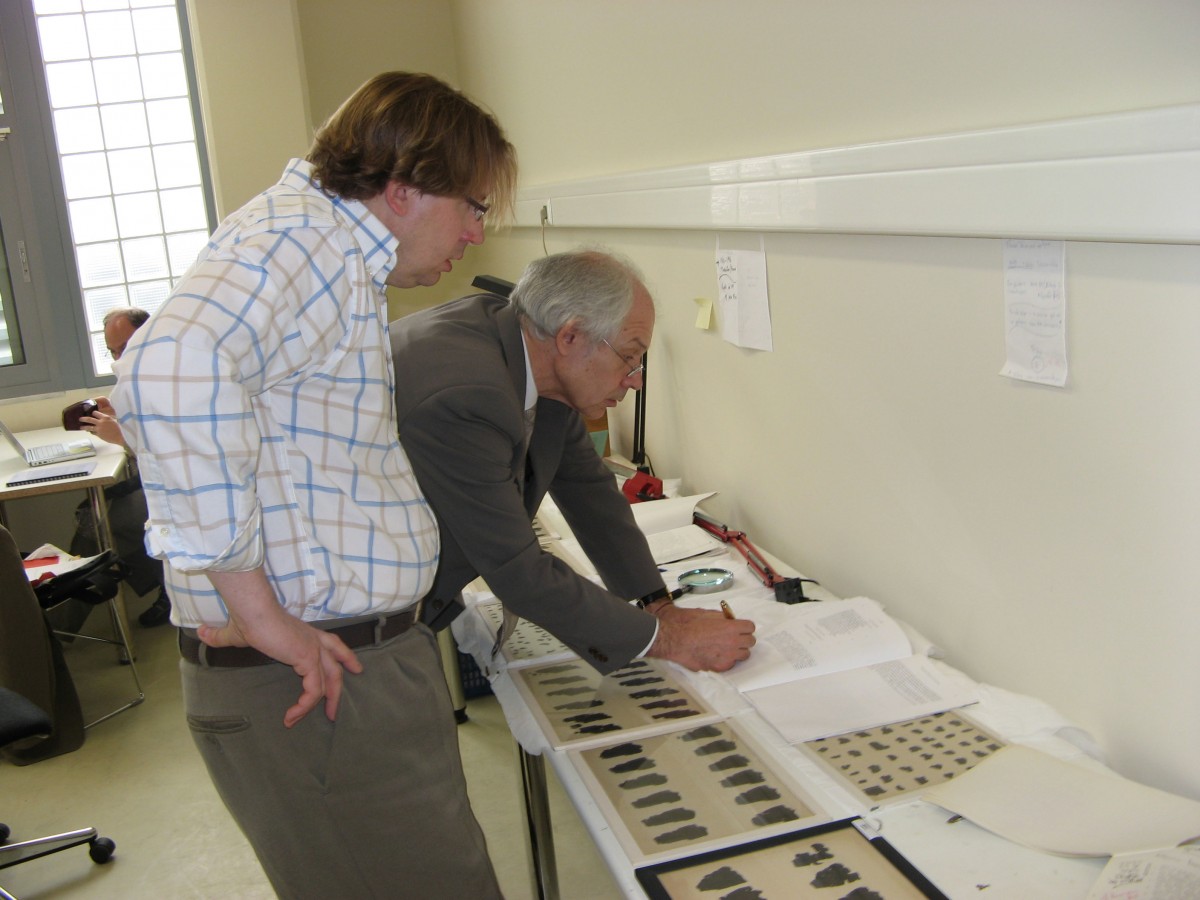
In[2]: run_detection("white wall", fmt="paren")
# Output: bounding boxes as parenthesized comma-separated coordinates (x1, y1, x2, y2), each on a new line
(447, 0, 1200, 800)
(295, 0, 460, 127)
(185, 0, 312, 216)
(452, 0, 1200, 180)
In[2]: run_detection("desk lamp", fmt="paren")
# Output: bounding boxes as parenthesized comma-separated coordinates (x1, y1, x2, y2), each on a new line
(621, 350, 664, 502)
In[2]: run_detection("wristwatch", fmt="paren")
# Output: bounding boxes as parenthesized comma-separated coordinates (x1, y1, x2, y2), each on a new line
(633, 586, 672, 609)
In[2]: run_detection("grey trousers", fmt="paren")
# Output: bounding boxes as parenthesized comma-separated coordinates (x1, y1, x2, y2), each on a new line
(181, 624, 502, 899)
(71, 477, 163, 596)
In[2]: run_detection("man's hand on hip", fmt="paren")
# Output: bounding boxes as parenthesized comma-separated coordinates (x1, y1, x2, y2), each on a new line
(201, 569, 364, 727)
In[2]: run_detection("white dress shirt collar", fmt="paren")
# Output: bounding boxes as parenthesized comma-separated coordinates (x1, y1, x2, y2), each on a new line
(519, 329, 537, 413)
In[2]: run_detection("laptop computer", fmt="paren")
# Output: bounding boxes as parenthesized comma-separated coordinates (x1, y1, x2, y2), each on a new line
(0, 418, 96, 467)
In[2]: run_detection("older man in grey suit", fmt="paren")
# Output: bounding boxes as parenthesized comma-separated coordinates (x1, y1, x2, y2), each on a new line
(391, 249, 755, 673)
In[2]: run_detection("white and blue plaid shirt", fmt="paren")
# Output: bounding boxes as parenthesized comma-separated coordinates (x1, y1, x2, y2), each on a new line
(112, 160, 438, 627)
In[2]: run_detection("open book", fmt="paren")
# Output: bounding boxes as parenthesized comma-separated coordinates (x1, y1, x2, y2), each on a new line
(727, 597, 980, 744)
(550, 492, 726, 569)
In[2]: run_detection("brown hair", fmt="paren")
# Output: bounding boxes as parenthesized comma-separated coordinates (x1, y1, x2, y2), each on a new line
(307, 72, 517, 222)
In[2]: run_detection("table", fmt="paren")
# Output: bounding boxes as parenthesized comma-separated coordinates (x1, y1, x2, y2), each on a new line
(0, 426, 135, 658)
(453, 531, 1110, 899)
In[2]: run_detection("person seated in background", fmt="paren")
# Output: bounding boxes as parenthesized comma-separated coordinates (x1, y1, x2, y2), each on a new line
(69, 307, 170, 627)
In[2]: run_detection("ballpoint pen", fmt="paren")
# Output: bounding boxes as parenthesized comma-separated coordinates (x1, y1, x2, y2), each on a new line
(720, 599, 734, 619)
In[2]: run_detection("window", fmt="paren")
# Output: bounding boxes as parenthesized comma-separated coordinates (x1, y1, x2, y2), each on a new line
(0, 0, 213, 398)
(0, 88, 26, 369)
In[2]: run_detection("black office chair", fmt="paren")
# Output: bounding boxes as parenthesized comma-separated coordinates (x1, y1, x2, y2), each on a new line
(0, 523, 142, 770)
(31, 549, 145, 729)
(0, 687, 115, 900)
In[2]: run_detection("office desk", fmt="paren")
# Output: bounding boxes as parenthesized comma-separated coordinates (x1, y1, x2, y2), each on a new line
(0, 427, 135, 655)
(453, 539, 1108, 899)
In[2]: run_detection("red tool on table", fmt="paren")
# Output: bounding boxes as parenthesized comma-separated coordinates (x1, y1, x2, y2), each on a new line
(693, 510, 819, 603)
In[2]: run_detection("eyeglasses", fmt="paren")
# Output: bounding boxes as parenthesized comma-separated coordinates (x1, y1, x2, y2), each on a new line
(601, 338, 645, 380)
(465, 196, 490, 222)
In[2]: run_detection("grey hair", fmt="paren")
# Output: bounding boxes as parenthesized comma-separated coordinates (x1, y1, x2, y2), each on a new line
(102, 306, 150, 329)
(510, 250, 646, 343)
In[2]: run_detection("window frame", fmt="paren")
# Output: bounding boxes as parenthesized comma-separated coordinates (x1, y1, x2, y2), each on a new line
(0, 0, 215, 401)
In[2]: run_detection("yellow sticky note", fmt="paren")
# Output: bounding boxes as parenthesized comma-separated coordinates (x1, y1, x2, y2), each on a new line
(694, 297, 713, 330)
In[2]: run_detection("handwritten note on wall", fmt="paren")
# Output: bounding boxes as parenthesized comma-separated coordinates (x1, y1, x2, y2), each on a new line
(1000, 239, 1067, 387)
(715, 246, 773, 351)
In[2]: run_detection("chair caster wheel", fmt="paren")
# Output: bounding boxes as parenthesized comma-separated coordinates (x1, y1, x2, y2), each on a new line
(89, 836, 116, 863)
(0, 822, 10, 844)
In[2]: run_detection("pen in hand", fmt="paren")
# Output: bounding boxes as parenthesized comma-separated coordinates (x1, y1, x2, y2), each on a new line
(720, 599, 734, 620)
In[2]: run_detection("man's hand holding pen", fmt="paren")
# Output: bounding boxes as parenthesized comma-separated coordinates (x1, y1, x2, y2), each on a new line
(645, 598, 755, 672)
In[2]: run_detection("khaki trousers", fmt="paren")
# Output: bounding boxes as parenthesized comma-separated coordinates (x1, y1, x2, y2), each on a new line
(181, 624, 502, 899)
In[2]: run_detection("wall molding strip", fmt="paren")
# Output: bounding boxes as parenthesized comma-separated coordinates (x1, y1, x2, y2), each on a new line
(514, 104, 1200, 244)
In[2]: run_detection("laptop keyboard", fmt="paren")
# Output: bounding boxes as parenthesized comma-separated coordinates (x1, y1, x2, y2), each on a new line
(27, 443, 71, 463)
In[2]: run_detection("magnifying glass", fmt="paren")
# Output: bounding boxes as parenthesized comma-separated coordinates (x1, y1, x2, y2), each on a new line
(670, 567, 734, 599)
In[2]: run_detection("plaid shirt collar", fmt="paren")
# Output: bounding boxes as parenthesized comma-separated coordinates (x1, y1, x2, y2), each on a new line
(281, 159, 398, 297)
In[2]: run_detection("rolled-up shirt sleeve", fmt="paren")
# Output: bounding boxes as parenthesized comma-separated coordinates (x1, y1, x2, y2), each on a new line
(112, 221, 328, 573)
(117, 329, 266, 573)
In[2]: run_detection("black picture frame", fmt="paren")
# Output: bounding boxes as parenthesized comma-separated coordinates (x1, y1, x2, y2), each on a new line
(635, 817, 949, 899)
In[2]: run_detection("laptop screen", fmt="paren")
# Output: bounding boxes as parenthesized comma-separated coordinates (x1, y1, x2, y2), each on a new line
(0, 418, 28, 457)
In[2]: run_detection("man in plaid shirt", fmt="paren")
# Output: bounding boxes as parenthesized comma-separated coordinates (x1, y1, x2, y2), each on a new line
(113, 72, 516, 898)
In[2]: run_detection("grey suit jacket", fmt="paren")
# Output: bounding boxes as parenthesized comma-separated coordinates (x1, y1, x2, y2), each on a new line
(390, 294, 663, 672)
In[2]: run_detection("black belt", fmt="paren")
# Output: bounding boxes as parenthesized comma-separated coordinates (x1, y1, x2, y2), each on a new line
(178, 609, 420, 668)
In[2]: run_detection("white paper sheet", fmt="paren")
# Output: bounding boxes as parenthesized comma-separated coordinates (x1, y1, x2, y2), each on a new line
(923, 744, 1200, 857)
(724, 596, 913, 693)
(641, 524, 726, 565)
(745, 654, 980, 743)
(22, 544, 103, 582)
(1000, 238, 1067, 386)
(1085, 844, 1200, 899)
(715, 243, 773, 351)
(629, 491, 716, 534)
